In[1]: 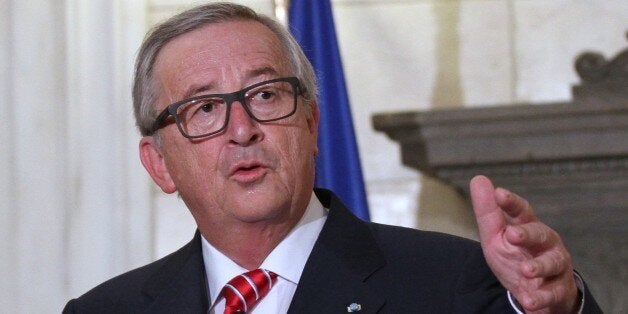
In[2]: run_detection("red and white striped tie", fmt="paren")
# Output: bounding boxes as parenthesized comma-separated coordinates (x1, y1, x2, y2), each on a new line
(222, 269, 278, 313)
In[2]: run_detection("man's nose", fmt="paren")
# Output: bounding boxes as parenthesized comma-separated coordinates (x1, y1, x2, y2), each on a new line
(226, 101, 263, 146)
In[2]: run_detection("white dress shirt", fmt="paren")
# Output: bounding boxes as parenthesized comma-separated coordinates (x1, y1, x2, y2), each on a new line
(202, 192, 327, 314)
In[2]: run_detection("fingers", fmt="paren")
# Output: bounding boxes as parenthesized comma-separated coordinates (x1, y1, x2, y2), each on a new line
(470, 176, 579, 312)
(469, 175, 504, 242)
(516, 274, 578, 312)
(522, 248, 571, 279)
(510, 225, 576, 311)
(503, 222, 577, 312)
(495, 187, 537, 224)
(470, 175, 539, 242)
(518, 284, 568, 312)
(504, 222, 558, 251)
(505, 223, 570, 277)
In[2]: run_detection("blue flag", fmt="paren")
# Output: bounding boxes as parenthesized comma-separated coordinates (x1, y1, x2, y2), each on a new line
(289, 0, 370, 220)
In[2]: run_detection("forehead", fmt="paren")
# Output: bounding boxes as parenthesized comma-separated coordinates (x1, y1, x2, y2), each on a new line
(154, 20, 290, 99)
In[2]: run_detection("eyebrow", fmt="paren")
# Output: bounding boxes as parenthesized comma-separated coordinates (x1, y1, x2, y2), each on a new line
(180, 84, 214, 100)
(178, 66, 281, 101)
(247, 66, 279, 79)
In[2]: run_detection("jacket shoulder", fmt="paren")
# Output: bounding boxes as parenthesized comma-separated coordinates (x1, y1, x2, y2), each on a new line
(364, 222, 512, 312)
(367, 222, 487, 279)
(368, 222, 479, 258)
(63, 233, 203, 313)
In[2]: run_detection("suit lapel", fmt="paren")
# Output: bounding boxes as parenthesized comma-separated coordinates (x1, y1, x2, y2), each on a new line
(288, 189, 386, 314)
(136, 190, 385, 313)
(142, 232, 209, 313)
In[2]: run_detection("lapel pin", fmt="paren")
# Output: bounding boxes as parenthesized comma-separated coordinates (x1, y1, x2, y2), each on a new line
(347, 302, 362, 312)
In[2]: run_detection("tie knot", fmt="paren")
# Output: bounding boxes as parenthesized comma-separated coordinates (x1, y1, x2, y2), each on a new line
(222, 269, 278, 313)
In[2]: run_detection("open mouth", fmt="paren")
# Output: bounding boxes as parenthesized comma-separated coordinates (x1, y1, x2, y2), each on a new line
(230, 161, 267, 183)
(236, 164, 261, 173)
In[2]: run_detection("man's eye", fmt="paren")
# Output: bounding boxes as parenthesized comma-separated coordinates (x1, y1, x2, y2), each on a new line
(259, 91, 273, 99)
(200, 103, 214, 112)
(252, 90, 275, 101)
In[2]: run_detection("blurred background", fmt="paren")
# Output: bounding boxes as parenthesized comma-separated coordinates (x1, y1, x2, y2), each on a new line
(1, 0, 626, 312)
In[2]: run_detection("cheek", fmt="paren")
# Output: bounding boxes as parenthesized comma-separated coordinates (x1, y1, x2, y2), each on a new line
(164, 137, 220, 190)
(279, 127, 317, 177)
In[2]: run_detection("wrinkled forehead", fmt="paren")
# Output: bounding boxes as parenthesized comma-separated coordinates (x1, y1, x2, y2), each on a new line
(154, 20, 291, 93)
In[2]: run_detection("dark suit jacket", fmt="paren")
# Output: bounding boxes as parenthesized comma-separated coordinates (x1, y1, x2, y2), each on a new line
(64, 189, 601, 313)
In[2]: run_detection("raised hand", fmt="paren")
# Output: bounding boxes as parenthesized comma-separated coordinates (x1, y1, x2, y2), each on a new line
(470, 175, 579, 313)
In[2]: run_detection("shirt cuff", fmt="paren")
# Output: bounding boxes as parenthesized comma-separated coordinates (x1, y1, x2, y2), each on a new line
(507, 271, 585, 314)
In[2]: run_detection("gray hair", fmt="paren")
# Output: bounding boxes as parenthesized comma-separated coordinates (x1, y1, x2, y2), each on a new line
(133, 2, 318, 136)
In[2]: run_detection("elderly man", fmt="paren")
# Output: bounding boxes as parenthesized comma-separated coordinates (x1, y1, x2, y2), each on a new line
(64, 3, 600, 313)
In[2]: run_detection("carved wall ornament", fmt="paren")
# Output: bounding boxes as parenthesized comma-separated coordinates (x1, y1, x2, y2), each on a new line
(573, 32, 628, 105)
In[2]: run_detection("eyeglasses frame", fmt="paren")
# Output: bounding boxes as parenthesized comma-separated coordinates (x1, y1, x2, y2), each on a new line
(149, 76, 302, 139)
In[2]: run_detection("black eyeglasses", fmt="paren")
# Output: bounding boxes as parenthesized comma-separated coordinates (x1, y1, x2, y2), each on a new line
(149, 77, 302, 139)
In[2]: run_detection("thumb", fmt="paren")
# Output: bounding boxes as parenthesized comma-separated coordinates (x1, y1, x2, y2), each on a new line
(470, 175, 504, 242)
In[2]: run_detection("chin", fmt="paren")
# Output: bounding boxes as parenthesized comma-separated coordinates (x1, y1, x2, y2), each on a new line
(230, 204, 287, 224)
(222, 173, 302, 219)
(228, 191, 292, 223)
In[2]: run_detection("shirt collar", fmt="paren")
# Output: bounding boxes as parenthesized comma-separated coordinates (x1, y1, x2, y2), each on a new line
(201, 191, 327, 306)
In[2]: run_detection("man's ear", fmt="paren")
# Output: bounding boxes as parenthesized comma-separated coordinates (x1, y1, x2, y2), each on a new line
(139, 136, 177, 194)
(306, 99, 320, 135)
(305, 100, 320, 156)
